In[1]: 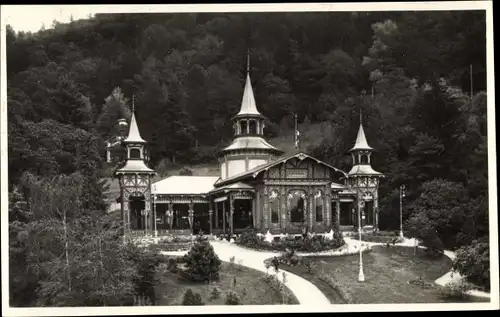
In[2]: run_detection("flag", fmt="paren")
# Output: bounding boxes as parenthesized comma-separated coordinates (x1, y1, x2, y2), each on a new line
(295, 129, 300, 149)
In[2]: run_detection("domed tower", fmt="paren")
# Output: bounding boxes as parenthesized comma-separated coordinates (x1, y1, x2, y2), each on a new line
(115, 105, 156, 235)
(218, 55, 283, 180)
(345, 116, 384, 230)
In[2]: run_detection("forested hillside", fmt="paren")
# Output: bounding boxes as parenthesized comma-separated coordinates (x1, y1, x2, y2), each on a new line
(6, 11, 490, 306)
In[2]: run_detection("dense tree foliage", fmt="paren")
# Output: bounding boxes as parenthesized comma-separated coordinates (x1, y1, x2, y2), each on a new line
(7, 11, 489, 302)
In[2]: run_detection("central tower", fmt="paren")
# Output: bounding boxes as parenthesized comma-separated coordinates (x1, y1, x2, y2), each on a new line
(218, 54, 283, 180)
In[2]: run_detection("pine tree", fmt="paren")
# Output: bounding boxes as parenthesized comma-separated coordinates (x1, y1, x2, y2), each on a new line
(184, 236, 221, 282)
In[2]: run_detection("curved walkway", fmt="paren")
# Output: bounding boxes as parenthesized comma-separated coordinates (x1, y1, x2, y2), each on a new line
(159, 236, 490, 304)
(160, 240, 331, 305)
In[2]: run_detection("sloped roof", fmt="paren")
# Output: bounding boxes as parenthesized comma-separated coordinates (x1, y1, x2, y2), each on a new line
(222, 136, 282, 152)
(115, 160, 155, 174)
(331, 182, 347, 190)
(216, 151, 347, 187)
(350, 123, 373, 152)
(209, 182, 255, 194)
(123, 112, 146, 143)
(236, 73, 261, 117)
(347, 164, 383, 176)
(152, 176, 219, 195)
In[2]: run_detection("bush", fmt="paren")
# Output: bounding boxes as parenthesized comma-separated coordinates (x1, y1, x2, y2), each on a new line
(225, 290, 240, 305)
(452, 240, 490, 290)
(439, 281, 471, 301)
(209, 287, 221, 300)
(182, 289, 204, 306)
(183, 235, 221, 282)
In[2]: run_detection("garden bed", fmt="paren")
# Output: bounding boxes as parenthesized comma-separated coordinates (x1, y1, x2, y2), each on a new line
(235, 231, 345, 253)
(155, 258, 299, 305)
(277, 245, 488, 304)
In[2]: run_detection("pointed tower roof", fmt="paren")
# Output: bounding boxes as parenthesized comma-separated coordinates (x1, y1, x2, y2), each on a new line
(350, 123, 373, 152)
(123, 96, 146, 143)
(236, 73, 262, 117)
(123, 111, 146, 143)
(235, 51, 263, 118)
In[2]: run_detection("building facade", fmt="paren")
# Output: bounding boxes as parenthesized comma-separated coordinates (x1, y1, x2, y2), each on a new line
(115, 67, 384, 236)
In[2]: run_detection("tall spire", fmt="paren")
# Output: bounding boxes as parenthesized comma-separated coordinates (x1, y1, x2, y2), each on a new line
(350, 114, 373, 152)
(124, 95, 146, 143)
(236, 50, 261, 117)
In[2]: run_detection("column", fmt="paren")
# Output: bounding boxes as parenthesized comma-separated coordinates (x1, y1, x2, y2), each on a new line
(374, 191, 379, 231)
(256, 120, 260, 135)
(325, 185, 331, 229)
(122, 190, 131, 235)
(145, 189, 151, 235)
(188, 202, 194, 233)
(309, 189, 314, 232)
(246, 120, 250, 134)
(215, 201, 219, 229)
(251, 197, 256, 228)
(208, 209, 213, 234)
(280, 187, 286, 232)
(167, 202, 173, 230)
(263, 188, 269, 231)
(222, 201, 226, 234)
(336, 199, 341, 230)
(229, 194, 234, 236)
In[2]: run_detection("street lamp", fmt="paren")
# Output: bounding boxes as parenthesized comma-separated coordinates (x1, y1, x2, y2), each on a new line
(399, 184, 406, 239)
(358, 200, 365, 282)
(153, 185, 157, 237)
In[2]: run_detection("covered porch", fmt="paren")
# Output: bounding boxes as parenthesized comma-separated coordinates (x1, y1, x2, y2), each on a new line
(210, 182, 256, 236)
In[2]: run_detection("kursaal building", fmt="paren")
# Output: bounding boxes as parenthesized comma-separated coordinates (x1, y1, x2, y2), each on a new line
(115, 65, 384, 237)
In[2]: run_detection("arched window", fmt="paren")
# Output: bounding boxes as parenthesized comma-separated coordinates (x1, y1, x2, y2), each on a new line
(314, 190, 323, 222)
(360, 154, 368, 164)
(269, 189, 279, 223)
(130, 148, 141, 159)
(240, 120, 248, 135)
(288, 190, 306, 223)
(249, 120, 257, 134)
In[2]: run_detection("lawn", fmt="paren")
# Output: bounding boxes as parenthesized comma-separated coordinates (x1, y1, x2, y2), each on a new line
(155, 260, 299, 305)
(279, 245, 488, 304)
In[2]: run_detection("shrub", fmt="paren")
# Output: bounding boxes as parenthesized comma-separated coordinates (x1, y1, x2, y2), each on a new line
(225, 290, 240, 305)
(452, 240, 490, 290)
(167, 258, 178, 273)
(183, 235, 221, 282)
(182, 289, 204, 306)
(439, 281, 471, 301)
(209, 287, 221, 300)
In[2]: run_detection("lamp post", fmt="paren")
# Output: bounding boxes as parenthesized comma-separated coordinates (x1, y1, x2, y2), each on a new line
(358, 200, 365, 282)
(153, 185, 157, 237)
(399, 184, 406, 239)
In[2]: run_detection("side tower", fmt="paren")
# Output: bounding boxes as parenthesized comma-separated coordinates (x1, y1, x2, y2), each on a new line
(345, 117, 384, 231)
(115, 106, 156, 235)
(218, 56, 283, 180)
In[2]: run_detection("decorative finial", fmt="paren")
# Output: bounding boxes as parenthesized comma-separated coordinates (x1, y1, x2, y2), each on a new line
(132, 94, 135, 112)
(246, 48, 251, 74)
(360, 107, 363, 125)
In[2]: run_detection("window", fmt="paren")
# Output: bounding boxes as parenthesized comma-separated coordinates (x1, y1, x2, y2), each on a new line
(314, 190, 323, 222)
(240, 121, 247, 135)
(288, 190, 306, 223)
(360, 154, 368, 164)
(130, 148, 141, 159)
(269, 189, 279, 223)
(249, 120, 257, 134)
